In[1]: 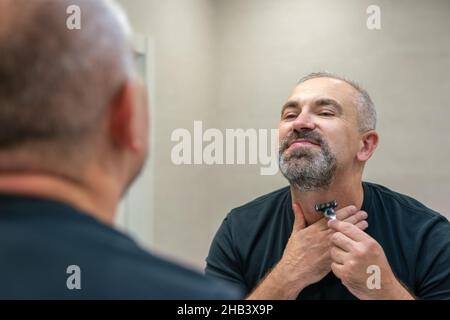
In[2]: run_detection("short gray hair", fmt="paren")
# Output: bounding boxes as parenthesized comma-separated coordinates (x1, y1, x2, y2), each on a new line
(297, 72, 377, 132)
(0, 0, 134, 149)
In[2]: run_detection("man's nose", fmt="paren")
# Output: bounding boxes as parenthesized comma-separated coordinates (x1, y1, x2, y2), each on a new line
(292, 111, 316, 131)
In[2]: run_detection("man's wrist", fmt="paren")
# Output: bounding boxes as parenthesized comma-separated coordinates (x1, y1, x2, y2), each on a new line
(377, 275, 415, 300)
(247, 259, 308, 300)
(387, 278, 415, 300)
(272, 259, 308, 297)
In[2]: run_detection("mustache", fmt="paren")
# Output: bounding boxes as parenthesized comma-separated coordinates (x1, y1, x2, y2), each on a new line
(279, 130, 325, 153)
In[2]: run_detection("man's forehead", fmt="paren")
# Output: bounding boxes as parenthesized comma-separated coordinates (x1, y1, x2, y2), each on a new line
(287, 77, 358, 105)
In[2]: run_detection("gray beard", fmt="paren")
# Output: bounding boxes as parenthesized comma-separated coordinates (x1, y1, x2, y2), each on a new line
(279, 139, 337, 192)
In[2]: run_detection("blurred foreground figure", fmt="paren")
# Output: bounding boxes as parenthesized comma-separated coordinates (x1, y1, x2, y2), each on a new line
(0, 0, 241, 299)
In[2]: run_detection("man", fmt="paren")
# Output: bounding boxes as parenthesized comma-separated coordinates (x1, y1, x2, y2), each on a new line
(0, 0, 240, 299)
(205, 72, 450, 299)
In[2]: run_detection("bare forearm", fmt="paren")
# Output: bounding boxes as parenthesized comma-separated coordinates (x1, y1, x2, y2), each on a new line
(246, 263, 306, 300)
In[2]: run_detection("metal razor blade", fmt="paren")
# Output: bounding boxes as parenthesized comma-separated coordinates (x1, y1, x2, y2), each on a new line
(315, 200, 338, 220)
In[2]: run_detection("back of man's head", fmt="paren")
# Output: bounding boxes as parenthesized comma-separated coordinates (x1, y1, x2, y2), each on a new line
(0, 0, 136, 169)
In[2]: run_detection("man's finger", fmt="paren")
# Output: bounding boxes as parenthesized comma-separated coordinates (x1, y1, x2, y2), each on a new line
(292, 203, 306, 232)
(355, 220, 368, 231)
(328, 219, 368, 242)
(330, 231, 357, 252)
(335, 205, 358, 221)
(320, 216, 332, 230)
(331, 262, 345, 280)
(342, 210, 368, 226)
(312, 216, 330, 231)
(330, 246, 348, 265)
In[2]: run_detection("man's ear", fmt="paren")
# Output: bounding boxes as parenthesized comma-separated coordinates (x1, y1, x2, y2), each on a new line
(356, 130, 379, 162)
(109, 80, 141, 152)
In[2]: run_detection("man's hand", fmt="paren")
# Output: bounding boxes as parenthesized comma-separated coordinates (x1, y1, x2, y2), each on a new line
(328, 219, 414, 300)
(247, 204, 368, 300)
(279, 204, 369, 293)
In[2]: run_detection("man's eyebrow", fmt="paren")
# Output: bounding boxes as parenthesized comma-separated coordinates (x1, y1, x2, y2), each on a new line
(314, 98, 343, 113)
(281, 101, 298, 114)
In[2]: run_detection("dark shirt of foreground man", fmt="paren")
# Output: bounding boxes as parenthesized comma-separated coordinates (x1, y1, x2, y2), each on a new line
(0, 0, 241, 299)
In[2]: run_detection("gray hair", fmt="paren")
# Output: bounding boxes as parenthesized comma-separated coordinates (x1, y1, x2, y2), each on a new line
(297, 72, 377, 132)
(0, 0, 134, 149)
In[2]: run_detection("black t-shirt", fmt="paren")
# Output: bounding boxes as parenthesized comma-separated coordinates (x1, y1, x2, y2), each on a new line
(0, 194, 242, 299)
(205, 182, 450, 299)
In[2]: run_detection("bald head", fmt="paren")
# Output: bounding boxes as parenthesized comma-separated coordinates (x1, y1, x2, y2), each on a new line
(0, 0, 134, 150)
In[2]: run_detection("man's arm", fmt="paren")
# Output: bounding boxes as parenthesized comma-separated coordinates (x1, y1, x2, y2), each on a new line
(246, 259, 309, 300)
(414, 217, 450, 299)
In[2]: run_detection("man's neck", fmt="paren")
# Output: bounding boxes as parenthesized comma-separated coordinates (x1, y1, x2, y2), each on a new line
(290, 174, 364, 226)
(0, 172, 119, 225)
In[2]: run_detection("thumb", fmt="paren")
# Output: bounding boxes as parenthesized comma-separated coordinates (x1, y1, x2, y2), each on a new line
(292, 202, 306, 232)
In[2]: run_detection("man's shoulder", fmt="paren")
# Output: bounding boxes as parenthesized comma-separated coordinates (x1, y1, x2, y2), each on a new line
(102, 249, 242, 299)
(64, 215, 242, 299)
(0, 195, 241, 299)
(364, 181, 448, 224)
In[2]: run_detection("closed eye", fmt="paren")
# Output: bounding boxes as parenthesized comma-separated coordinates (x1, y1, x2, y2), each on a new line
(283, 113, 298, 120)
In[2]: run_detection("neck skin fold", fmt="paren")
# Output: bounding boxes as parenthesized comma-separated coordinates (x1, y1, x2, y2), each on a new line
(0, 172, 120, 225)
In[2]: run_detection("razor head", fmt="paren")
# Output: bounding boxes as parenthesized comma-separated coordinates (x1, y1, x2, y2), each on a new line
(315, 200, 338, 220)
(315, 200, 338, 213)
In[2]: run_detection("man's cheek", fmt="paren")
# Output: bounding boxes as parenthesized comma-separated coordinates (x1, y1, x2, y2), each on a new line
(331, 144, 349, 165)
